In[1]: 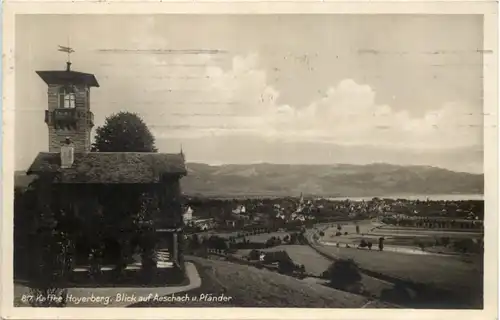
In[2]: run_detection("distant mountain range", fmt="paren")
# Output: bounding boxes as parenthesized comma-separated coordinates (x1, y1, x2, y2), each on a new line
(180, 163, 484, 198)
(14, 162, 484, 198)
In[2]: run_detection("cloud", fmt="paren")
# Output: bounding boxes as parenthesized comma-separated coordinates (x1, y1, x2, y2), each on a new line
(143, 53, 481, 150)
(88, 18, 481, 151)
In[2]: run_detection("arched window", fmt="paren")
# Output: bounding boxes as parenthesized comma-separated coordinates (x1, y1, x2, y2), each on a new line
(59, 86, 76, 109)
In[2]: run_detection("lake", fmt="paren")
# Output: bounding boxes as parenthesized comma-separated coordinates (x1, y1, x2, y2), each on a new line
(326, 194, 483, 201)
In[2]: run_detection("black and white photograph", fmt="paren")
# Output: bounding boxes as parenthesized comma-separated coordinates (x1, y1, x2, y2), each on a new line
(2, 3, 498, 318)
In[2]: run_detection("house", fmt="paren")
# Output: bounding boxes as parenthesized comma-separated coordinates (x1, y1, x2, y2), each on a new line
(25, 61, 187, 271)
(225, 220, 237, 228)
(183, 206, 194, 224)
(191, 218, 216, 230)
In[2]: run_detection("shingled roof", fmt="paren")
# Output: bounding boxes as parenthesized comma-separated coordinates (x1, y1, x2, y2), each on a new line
(27, 152, 187, 183)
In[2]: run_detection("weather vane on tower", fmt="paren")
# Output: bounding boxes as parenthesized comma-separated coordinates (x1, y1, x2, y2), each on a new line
(58, 37, 75, 71)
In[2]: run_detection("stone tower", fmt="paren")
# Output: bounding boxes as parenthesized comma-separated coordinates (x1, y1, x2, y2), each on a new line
(36, 62, 99, 153)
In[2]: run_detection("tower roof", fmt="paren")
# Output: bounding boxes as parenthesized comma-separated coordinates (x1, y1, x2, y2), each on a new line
(36, 64, 99, 87)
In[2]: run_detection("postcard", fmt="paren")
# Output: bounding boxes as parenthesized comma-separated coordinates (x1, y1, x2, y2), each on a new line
(2, 1, 498, 319)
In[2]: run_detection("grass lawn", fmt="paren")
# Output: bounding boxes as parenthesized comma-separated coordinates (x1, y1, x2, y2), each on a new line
(234, 244, 396, 301)
(315, 243, 482, 287)
(320, 222, 483, 257)
(132, 256, 395, 308)
(311, 242, 483, 308)
(236, 245, 331, 276)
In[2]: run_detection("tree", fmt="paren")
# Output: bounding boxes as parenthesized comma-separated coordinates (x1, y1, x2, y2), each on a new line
(381, 283, 413, 304)
(441, 236, 450, 247)
(248, 249, 261, 260)
(92, 112, 158, 152)
(378, 237, 385, 251)
(26, 172, 70, 307)
(324, 259, 362, 290)
(418, 241, 426, 251)
(189, 234, 200, 251)
(358, 239, 368, 248)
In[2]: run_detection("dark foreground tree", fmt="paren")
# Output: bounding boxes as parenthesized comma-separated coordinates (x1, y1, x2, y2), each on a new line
(26, 172, 70, 307)
(92, 112, 158, 152)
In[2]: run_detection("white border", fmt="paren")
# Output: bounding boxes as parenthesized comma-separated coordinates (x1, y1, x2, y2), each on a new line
(2, 1, 498, 320)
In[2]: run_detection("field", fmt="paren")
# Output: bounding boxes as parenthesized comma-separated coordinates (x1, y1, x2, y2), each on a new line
(309, 221, 483, 308)
(195, 230, 290, 243)
(236, 245, 329, 275)
(318, 220, 483, 253)
(131, 256, 397, 308)
(192, 218, 483, 308)
(235, 244, 397, 300)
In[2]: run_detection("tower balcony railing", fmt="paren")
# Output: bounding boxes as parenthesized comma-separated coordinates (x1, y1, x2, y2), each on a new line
(53, 108, 77, 122)
(45, 109, 94, 127)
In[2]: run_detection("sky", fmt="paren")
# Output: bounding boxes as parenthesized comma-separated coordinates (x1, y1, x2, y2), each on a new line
(15, 14, 484, 173)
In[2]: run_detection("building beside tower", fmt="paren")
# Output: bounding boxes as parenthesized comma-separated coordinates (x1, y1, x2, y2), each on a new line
(25, 59, 187, 275)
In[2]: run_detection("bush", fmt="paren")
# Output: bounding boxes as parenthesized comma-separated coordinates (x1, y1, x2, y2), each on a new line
(188, 234, 200, 251)
(441, 237, 450, 247)
(263, 250, 293, 265)
(278, 259, 296, 274)
(335, 232, 342, 236)
(381, 283, 414, 304)
(319, 231, 325, 236)
(324, 259, 362, 290)
(248, 249, 261, 261)
(359, 239, 368, 248)
(453, 238, 475, 253)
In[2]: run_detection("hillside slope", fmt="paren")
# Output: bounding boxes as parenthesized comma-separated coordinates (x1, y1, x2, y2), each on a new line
(181, 163, 483, 197)
(15, 162, 483, 198)
(132, 256, 396, 308)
